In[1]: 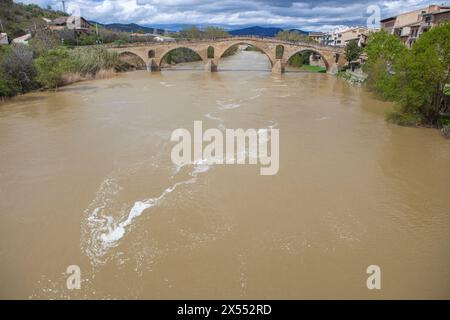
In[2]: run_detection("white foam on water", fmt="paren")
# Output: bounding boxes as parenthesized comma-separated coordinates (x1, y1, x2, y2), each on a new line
(205, 112, 222, 121)
(218, 102, 241, 110)
(98, 181, 188, 245)
(160, 82, 175, 87)
(245, 88, 267, 101)
(83, 159, 212, 264)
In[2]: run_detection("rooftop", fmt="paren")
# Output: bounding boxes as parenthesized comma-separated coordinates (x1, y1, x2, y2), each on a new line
(51, 17, 69, 25)
(13, 34, 32, 42)
(380, 17, 397, 23)
(381, 5, 450, 24)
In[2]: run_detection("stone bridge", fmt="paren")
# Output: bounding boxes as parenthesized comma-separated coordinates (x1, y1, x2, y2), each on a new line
(108, 37, 347, 74)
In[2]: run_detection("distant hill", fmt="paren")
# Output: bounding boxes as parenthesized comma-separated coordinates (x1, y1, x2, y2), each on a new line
(229, 26, 308, 37)
(0, 0, 67, 38)
(90, 21, 165, 34)
(289, 29, 309, 35)
(229, 26, 282, 37)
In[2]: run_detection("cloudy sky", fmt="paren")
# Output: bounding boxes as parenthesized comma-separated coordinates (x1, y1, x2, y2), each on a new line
(15, 0, 448, 31)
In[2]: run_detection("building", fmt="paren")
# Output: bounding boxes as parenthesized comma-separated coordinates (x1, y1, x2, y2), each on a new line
(0, 33, 9, 45)
(308, 32, 324, 43)
(320, 27, 374, 47)
(340, 27, 376, 47)
(154, 35, 175, 42)
(12, 34, 32, 45)
(48, 16, 90, 32)
(129, 33, 175, 42)
(320, 32, 333, 46)
(381, 5, 450, 48)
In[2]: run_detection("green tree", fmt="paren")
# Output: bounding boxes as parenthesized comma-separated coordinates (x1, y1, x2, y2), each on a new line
(392, 23, 450, 125)
(276, 30, 313, 43)
(363, 29, 407, 100)
(345, 39, 363, 63)
(0, 46, 18, 97)
(203, 27, 229, 39)
(288, 51, 311, 67)
(180, 26, 201, 39)
(35, 47, 73, 89)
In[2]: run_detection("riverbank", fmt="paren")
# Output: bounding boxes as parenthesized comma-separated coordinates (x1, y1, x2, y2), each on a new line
(335, 69, 450, 139)
(337, 69, 367, 86)
(362, 25, 449, 137)
(0, 45, 129, 100)
(0, 68, 118, 104)
(298, 65, 327, 73)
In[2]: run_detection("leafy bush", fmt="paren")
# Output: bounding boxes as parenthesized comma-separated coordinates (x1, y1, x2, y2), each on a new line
(0, 44, 37, 96)
(79, 33, 97, 46)
(163, 48, 202, 64)
(386, 106, 421, 126)
(70, 47, 125, 75)
(276, 30, 314, 43)
(288, 51, 311, 67)
(113, 39, 128, 47)
(365, 24, 450, 126)
(29, 30, 61, 56)
(366, 58, 401, 100)
(364, 30, 406, 101)
(203, 27, 229, 39)
(35, 47, 73, 89)
(0, 73, 18, 98)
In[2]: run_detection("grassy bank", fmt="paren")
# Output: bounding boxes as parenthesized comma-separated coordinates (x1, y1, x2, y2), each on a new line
(0, 45, 128, 99)
(299, 65, 327, 73)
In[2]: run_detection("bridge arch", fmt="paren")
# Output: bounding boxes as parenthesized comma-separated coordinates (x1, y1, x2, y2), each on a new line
(286, 49, 330, 71)
(118, 51, 147, 70)
(276, 45, 284, 59)
(207, 46, 215, 59)
(217, 42, 275, 67)
(158, 46, 205, 67)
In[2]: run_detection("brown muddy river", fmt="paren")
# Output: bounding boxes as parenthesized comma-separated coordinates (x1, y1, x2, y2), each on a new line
(0, 51, 449, 299)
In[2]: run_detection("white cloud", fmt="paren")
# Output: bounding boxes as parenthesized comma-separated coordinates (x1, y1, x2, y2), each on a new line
(14, 0, 448, 31)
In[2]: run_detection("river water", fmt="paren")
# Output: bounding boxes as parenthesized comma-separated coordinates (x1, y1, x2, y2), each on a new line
(0, 51, 449, 299)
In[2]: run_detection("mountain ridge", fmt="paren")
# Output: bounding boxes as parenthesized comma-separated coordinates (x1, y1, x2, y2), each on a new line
(89, 22, 310, 37)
